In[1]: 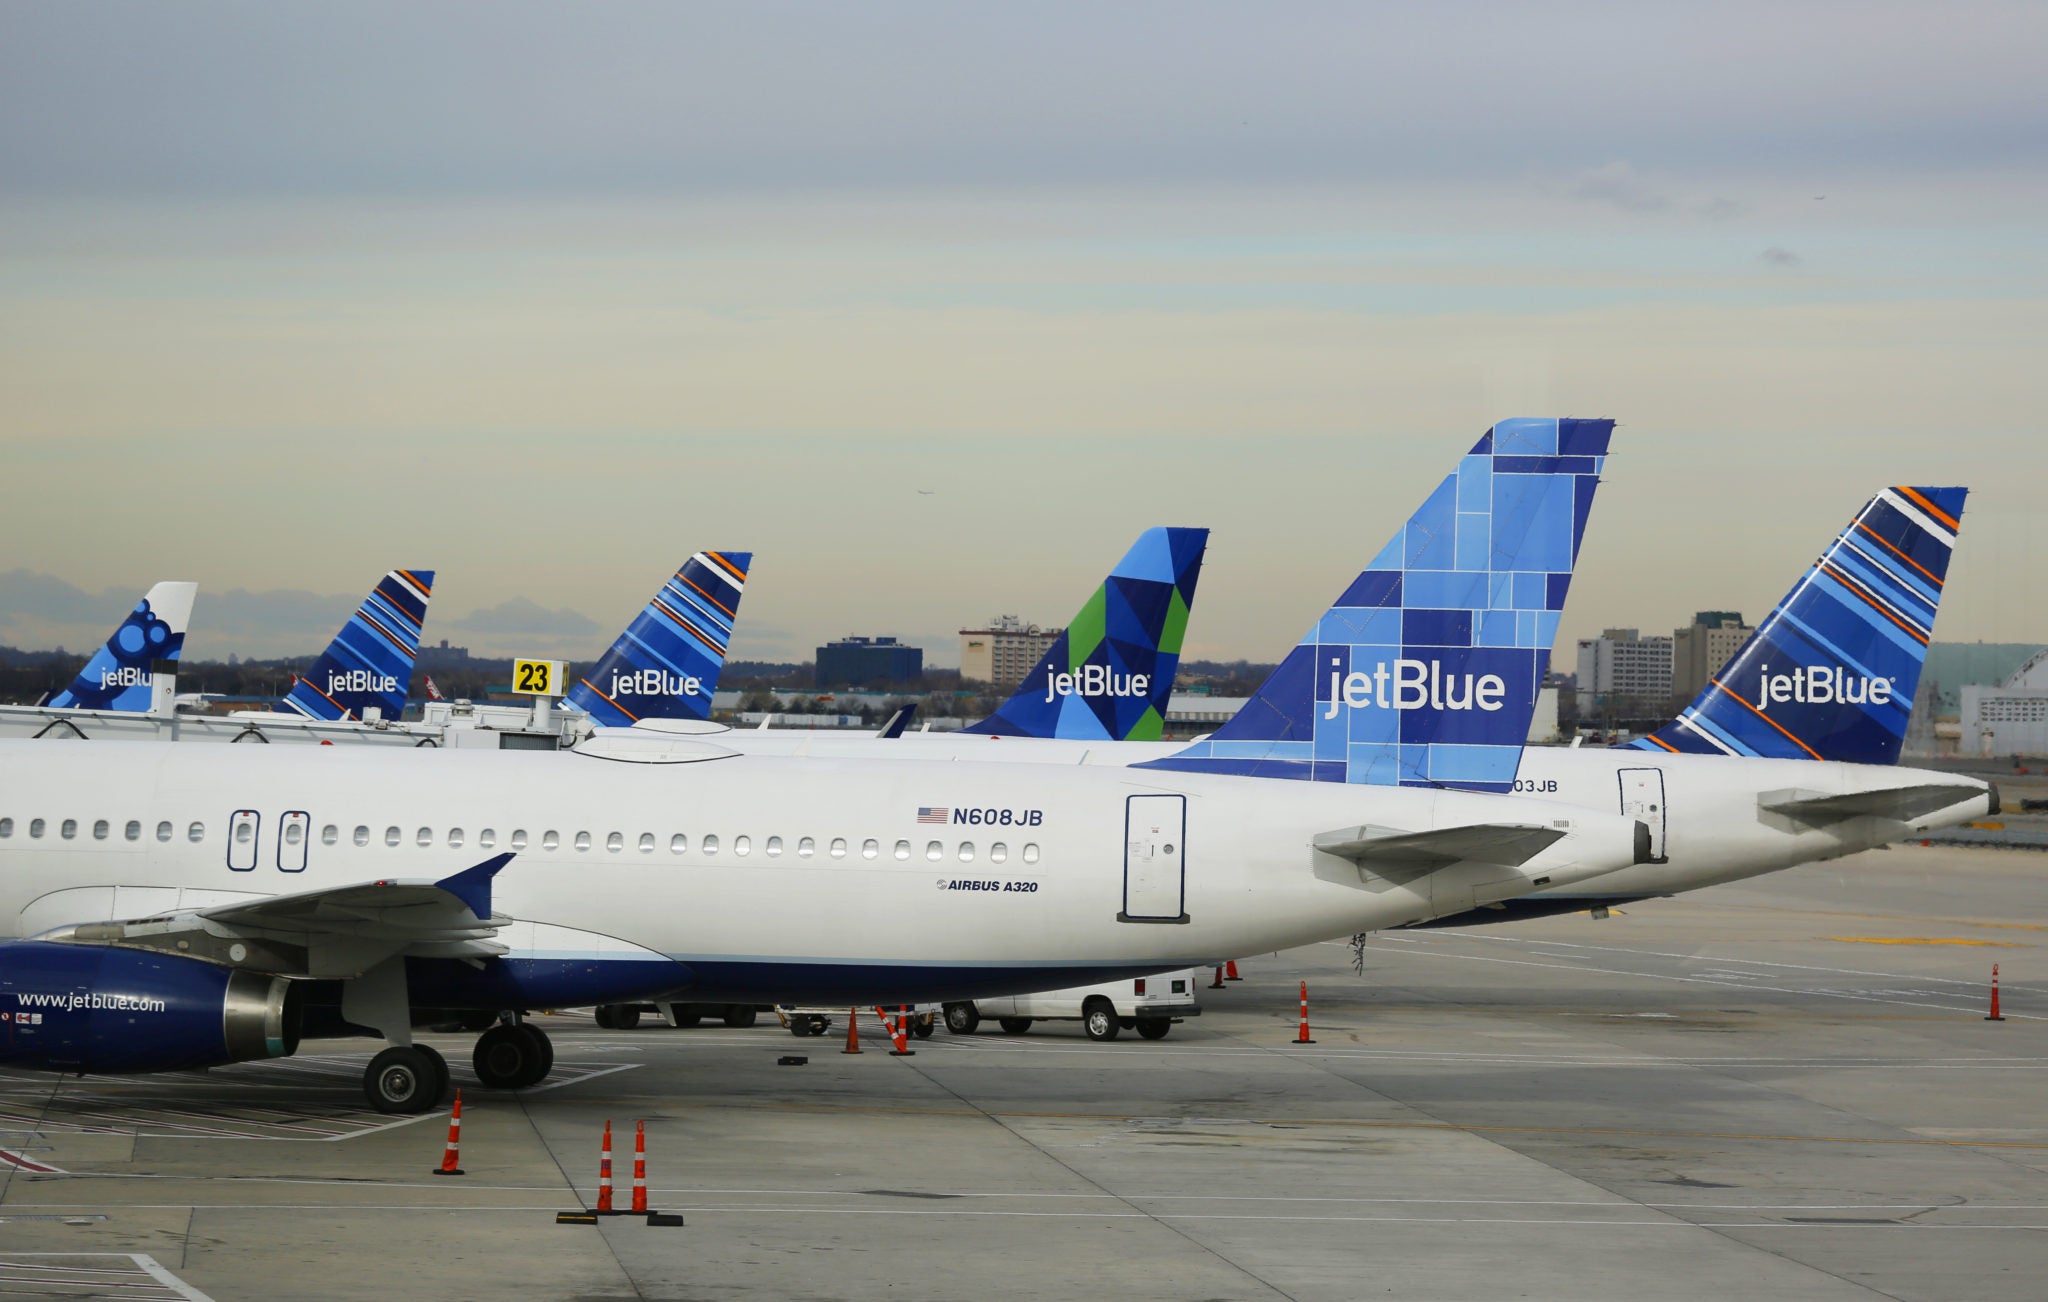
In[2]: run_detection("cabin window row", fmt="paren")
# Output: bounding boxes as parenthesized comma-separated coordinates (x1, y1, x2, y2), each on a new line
(0, 816, 1040, 865)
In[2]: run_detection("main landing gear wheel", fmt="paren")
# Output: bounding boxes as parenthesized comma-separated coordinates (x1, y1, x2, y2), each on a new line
(1082, 1001, 1120, 1042)
(473, 1023, 551, 1089)
(364, 1046, 444, 1114)
(943, 1002, 980, 1035)
(415, 1043, 453, 1099)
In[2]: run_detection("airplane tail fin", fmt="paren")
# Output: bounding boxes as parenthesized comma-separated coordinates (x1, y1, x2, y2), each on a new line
(961, 527, 1208, 741)
(1629, 486, 1966, 765)
(280, 570, 435, 722)
(45, 581, 198, 713)
(566, 551, 752, 726)
(1140, 419, 1615, 791)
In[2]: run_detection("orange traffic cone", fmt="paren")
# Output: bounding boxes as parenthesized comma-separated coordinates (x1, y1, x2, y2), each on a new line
(596, 1120, 615, 1213)
(1988, 964, 2006, 1021)
(631, 1120, 649, 1214)
(432, 1089, 465, 1175)
(843, 1006, 863, 1053)
(1289, 980, 1316, 1045)
(1209, 966, 1226, 989)
(1225, 960, 1242, 982)
(875, 1006, 916, 1056)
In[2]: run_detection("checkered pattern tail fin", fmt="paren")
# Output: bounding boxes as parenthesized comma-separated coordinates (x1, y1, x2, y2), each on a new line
(1139, 419, 1615, 791)
(566, 552, 752, 727)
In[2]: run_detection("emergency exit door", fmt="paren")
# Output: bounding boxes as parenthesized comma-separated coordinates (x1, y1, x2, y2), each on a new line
(1120, 794, 1188, 923)
(1617, 768, 1668, 863)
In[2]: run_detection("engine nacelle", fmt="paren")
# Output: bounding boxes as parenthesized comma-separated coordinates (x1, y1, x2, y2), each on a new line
(0, 941, 298, 1073)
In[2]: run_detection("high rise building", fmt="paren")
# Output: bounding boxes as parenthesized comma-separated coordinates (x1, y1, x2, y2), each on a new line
(959, 615, 1060, 692)
(1575, 628, 1673, 708)
(814, 637, 922, 689)
(1671, 610, 1752, 701)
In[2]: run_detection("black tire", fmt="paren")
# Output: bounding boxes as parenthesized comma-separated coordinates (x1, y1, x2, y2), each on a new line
(722, 1005, 758, 1028)
(593, 1004, 619, 1029)
(997, 1017, 1033, 1035)
(912, 1014, 935, 1040)
(807, 1014, 831, 1037)
(473, 1024, 541, 1089)
(516, 1023, 554, 1083)
(1135, 1018, 1171, 1041)
(415, 1043, 452, 1099)
(944, 1002, 980, 1034)
(1082, 1001, 1120, 1042)
(613, 1005, 642, 1031)
(365, 1046, 442, 1114)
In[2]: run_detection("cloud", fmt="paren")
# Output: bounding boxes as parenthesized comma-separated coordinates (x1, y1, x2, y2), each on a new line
(443, 597, 598, 638)
(1566, 162, 1673, 213)
(1758, 246, 1802, 268)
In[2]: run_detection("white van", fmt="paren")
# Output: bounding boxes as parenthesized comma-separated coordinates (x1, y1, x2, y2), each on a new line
(942, 970, 1200, 1041)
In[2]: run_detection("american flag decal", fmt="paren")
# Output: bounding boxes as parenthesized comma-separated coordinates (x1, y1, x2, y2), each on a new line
(916, 807, 950, 824)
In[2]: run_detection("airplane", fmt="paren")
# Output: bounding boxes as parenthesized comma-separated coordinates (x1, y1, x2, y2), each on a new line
(561, 552, 751, 726)
(0, 420, 1643, 1114)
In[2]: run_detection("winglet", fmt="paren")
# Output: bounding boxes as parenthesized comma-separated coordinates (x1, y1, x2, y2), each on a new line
(566, 551, 752, 727)
(1629, 487, 1966, 765)
(435, 852, 515, 920)
(280, 570, 435, 722)
(962, 527, 1208, 741)
(1140, 419, 1614, 791)
(46, 581, 198, 712)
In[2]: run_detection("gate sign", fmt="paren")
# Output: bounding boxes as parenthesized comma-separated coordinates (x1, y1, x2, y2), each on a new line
(511, 659, 566, 697)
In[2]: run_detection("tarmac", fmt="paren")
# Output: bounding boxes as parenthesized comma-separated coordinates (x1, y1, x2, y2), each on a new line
(1, 842, 2042, 1301)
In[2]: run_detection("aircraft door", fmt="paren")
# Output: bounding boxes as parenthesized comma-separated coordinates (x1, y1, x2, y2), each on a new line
(1120, 794, 1188, 923)
(227, 809, 261, 872)
(1617, 768, 1668, 863)
(278, 810, 310, 872)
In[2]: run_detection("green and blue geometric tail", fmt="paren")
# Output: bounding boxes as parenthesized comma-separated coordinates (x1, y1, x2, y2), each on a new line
(45, 581, 198, 711)
(1139, 419, 1615, 791)
(566, 551, 752, 726)
(1628, 486, 1966, 765)
(961, 527, 1208, 741)
(280, 569, 435, 722)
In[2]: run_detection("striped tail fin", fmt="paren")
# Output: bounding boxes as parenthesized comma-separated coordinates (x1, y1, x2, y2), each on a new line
(567, 551, 751, 726)
(45, 581, 198, 712)
(1629, 487, 1965, 765)
(962, 527, 1208, 741)
(1140, 418, 1615, 791)
(280, 569, 434, 722)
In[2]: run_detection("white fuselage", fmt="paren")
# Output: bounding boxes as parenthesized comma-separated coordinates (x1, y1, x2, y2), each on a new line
(0, 739, 1640, 1003)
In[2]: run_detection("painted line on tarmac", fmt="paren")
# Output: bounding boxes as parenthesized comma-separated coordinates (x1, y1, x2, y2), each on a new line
(0, 1254, 213, 1301)
(918, 1038, 2048, 1070)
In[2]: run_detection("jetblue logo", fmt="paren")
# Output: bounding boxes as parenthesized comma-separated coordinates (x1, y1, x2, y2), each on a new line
(610, 669, 702, 697)
(329, 671, 398, 694)
(98, 666, 148, 688)
(1321, 657, 1507, 719)
(1753, 665, 1894, 711)
(1042, 665, 1149, 703)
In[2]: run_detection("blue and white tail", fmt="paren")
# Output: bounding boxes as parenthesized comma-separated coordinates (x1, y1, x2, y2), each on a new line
(962, 527, 1208, 741)
(280, 570, 435, 722)
(1140, 418, 1615, 791)
(44, 581, 198, 712)
(566, 551, 751, 726)
(1629, 486, 1965, 765)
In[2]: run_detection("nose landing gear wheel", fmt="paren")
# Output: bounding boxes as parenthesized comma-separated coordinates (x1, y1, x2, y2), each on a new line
(473, 1023, 551, 1089)
(365, 1046, 444, 1114)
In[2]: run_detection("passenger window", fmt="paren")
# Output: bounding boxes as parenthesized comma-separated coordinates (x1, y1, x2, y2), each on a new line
(765, 836, 783, 857)
(1022, 843, 1039, 864)
(416, 827, 433, 848)
(669, 833, 687, 854)
(353, 825, 370, 847)
(892, 840, 910, 861)
(990, 842, 1007, 863)
(385, 826, 402, 847)
(125, 820, 141, 841)
(92, 819, 109, 840)
(925, 841, 943, 861)
(62, 819, 79, 840)
(542, 831, 560, 851)
(232, 821, 251, 845)
(829, 838, 847, 858)
(479, 828, 496, 849)
(320, 824, 337, 846)
(862, 838, 879, 859)
(188, 822, 205, 843)
(448, 827, 464, 849)
(798, 837, 815, 858)
(574, 831, 592, 852)
(0, 817, 11, 837)
(156, 821, 172, 842)
(734, 836, 752, 857)
(284, 822, 304, 845)
(958, 842, 975, 862)
(512, 829, 530, 850)
(638, 833, 655, 853)
(31, 818, 46, 838)
(605, 832, 623, 853)
(702, 835, 719, 855)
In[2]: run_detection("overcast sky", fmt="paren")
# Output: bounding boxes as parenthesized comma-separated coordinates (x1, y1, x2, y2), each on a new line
(3, 3, 2042, 664)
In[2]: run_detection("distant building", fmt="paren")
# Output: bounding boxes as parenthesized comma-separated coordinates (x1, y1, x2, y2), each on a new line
(1575, 628, 1673, 708)
(959, 615, 1059, 692)
(815, 636, 922, 689)
(1960, 647, 2048, 756)
(1671, 611, 1752, 701)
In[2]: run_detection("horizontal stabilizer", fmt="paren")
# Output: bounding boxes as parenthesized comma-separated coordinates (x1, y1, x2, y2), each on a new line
(876, 703, 918, 738)
(1759, 783, 1986, 825)
(1313, 822, 1566, 884)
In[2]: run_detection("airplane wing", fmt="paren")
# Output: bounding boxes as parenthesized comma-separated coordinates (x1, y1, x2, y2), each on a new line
(53, 854, 514, 979)
(1759, 784, 1987, 825)
(1312, 823, 1567, 885)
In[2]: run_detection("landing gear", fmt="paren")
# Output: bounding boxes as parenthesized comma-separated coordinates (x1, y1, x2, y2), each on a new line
(415, 1043, 453, 1099)
(473, 1022, 553, 1089)
(364, 1046, 445, 1114)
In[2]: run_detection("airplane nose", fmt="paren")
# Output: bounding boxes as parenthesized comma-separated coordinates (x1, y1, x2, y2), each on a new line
(1633, 820, 1654, 864)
